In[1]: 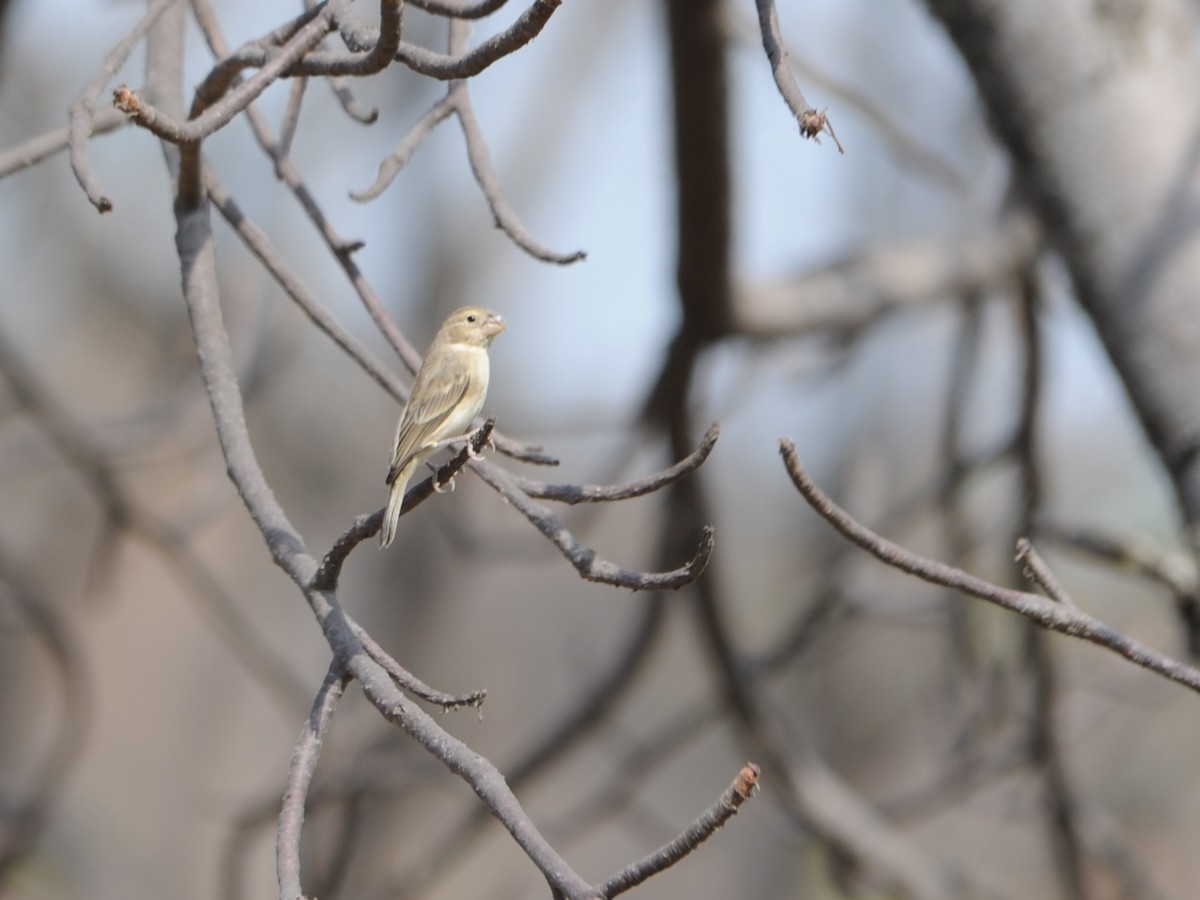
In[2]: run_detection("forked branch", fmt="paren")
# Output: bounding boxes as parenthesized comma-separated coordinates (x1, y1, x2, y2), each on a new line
(780, 438, 1200, 695)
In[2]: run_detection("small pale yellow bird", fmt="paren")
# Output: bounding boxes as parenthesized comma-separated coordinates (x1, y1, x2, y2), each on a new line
(379, 306, 506, 548)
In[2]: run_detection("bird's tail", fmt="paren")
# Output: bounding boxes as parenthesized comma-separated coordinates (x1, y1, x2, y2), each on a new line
(379, 464, 413, 548)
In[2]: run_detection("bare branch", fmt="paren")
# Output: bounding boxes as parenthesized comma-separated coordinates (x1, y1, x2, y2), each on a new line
(596, 764, 760, 898)
(177, 196, 598, 898)
(278, 78, 308, 157)
(351, 621, 488, 712)
(312, 421, 496, 591)
(114, 6, 334, 142)
(1016, 538, 1079, 610)
(190, 0, 399, 116)
(350, 93, 457, 202)
(355, 20, 586, 264)
(394, 0, 563, 79)
(515, 422, 720, 503)
(408, 0, 511, 19)
(277, 663, 349, 900)
(0, 108, 125, 180)
(174, 199, 316, 582)
(780, 439, 1200, 695)
(728, 9, 964, 191)
(206, 173, 398, 395)
(67, 0, 184, 211)
(471, 458, 716, 591)
(454, 72, 586, 264)
(0, 557, 90, 878)
(752, 0, 843, 152)
(734, 212, 1041, 338)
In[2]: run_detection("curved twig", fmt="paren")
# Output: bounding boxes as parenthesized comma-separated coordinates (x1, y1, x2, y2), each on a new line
(407, 0, 511, 18)
(597, 764, 760, 898)
(351, 622, 488, 712)
(0, 559, 90, 878)
(350, 93, 457, 201)
(356, 20, 585, 264)
(471, 458, 716, 591)
(206, 173, 399, 396)
(0, 107, 125, 180)
(67, 0, 185, 210)
(395, 0, 563, 79)
(780, 439, 1200, 695)
(516, 422, 719, 503)
(278, 662, 349, 900)
(753, 0, 843, 152)
(454, 71, 586, 264)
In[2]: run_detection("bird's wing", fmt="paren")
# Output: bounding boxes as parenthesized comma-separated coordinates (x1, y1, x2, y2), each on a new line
(386, 350, 472, 485)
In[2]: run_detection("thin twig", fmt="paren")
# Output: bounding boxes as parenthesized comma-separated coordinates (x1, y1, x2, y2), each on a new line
(206, 173, 399, 396)
(0, 558, 90, 877)
(515, 422, 719, 503)
(395, 0, 563, 79)
(407, 0, 510, 18)
(729, 9, 962, 190)
(0, 107, 126, 180)
(596, 764, 760, 898)
(470, 458, 716, 591)
(454, 71, 586, 264)
(277, 663, 349, 900)
(752, 0, 843, 152)
(1017, 538, 1079, 610)
(779, 439, 1200, 695)
(360, 20, 585, 263)
(352, 622, 488, 712)
(277, 76, 309, 156)
(350, 93, 457, 201)
(67, 0, 185, 210)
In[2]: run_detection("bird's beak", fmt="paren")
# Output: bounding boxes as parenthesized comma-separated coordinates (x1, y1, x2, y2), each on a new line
(483, 312, 506, 338)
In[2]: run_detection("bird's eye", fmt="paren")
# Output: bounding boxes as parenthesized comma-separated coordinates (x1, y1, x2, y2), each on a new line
(466, 314, 477, 322)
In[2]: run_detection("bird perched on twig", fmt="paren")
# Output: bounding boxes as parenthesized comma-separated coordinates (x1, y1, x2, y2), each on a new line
(380, 306, 506, 548)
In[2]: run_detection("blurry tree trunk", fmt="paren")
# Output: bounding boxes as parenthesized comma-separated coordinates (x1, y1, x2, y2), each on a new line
(926, 0, 1200, 532)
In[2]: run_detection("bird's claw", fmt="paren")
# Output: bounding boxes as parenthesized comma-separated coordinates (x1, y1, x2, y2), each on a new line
(467, 428, 495, 460)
